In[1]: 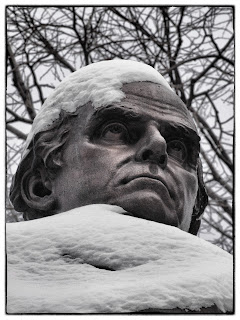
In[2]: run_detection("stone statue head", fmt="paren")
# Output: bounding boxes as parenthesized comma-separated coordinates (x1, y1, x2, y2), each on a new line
(10, 60, 208, 235)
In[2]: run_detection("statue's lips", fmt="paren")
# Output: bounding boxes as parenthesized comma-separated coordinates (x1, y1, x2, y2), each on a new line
(121, 174, 172, 198)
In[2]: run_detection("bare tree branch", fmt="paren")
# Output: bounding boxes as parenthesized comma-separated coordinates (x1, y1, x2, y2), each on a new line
(7, 124, 27, 140)
(7, 40, 36, 120)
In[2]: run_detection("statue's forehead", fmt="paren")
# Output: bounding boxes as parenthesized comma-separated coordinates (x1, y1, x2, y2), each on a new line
(107, 82, 197, 132)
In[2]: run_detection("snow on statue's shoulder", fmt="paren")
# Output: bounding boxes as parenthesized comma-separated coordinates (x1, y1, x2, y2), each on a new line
(7, 204, 233, 314)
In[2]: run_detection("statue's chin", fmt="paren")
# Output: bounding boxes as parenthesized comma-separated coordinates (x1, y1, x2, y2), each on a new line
(110, 191, 179, 228)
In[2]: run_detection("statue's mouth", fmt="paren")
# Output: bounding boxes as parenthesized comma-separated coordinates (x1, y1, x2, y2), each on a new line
(122, 173, 166, 183)
(121, 174, 172, 198)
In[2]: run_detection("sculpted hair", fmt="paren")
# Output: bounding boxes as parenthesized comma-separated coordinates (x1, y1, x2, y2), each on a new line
(10, 110, 208, 234)
(9, 111, 78, 221)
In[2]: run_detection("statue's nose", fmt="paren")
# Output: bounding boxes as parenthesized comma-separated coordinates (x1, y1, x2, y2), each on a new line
(135, 124, 168, 169)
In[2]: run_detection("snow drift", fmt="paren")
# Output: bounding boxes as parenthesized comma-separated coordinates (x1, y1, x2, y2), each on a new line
(7, 204, 233, 313)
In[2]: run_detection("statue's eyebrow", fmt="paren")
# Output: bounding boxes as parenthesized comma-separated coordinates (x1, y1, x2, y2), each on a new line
(85, 105, 142, 132)
(165, 122, 200, 146)
(165, 122, 200, 139)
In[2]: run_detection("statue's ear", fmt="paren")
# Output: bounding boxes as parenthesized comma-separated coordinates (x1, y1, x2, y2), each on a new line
(189, 158, 208, 235)
(20, 165, 57, 212)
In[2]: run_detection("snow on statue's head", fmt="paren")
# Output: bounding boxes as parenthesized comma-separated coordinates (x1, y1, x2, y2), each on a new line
(10, 60, 207, 235)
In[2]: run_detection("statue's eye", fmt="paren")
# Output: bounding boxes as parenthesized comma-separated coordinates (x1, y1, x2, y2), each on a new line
(167, 140, 187, 163)
(101, 122, 129, 143)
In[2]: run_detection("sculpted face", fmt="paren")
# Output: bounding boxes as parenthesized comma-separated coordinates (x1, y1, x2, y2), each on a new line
(51, 82, 199, 232)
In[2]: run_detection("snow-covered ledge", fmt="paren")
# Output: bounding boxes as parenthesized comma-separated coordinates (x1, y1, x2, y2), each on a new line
(7, 204, 233, 314)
